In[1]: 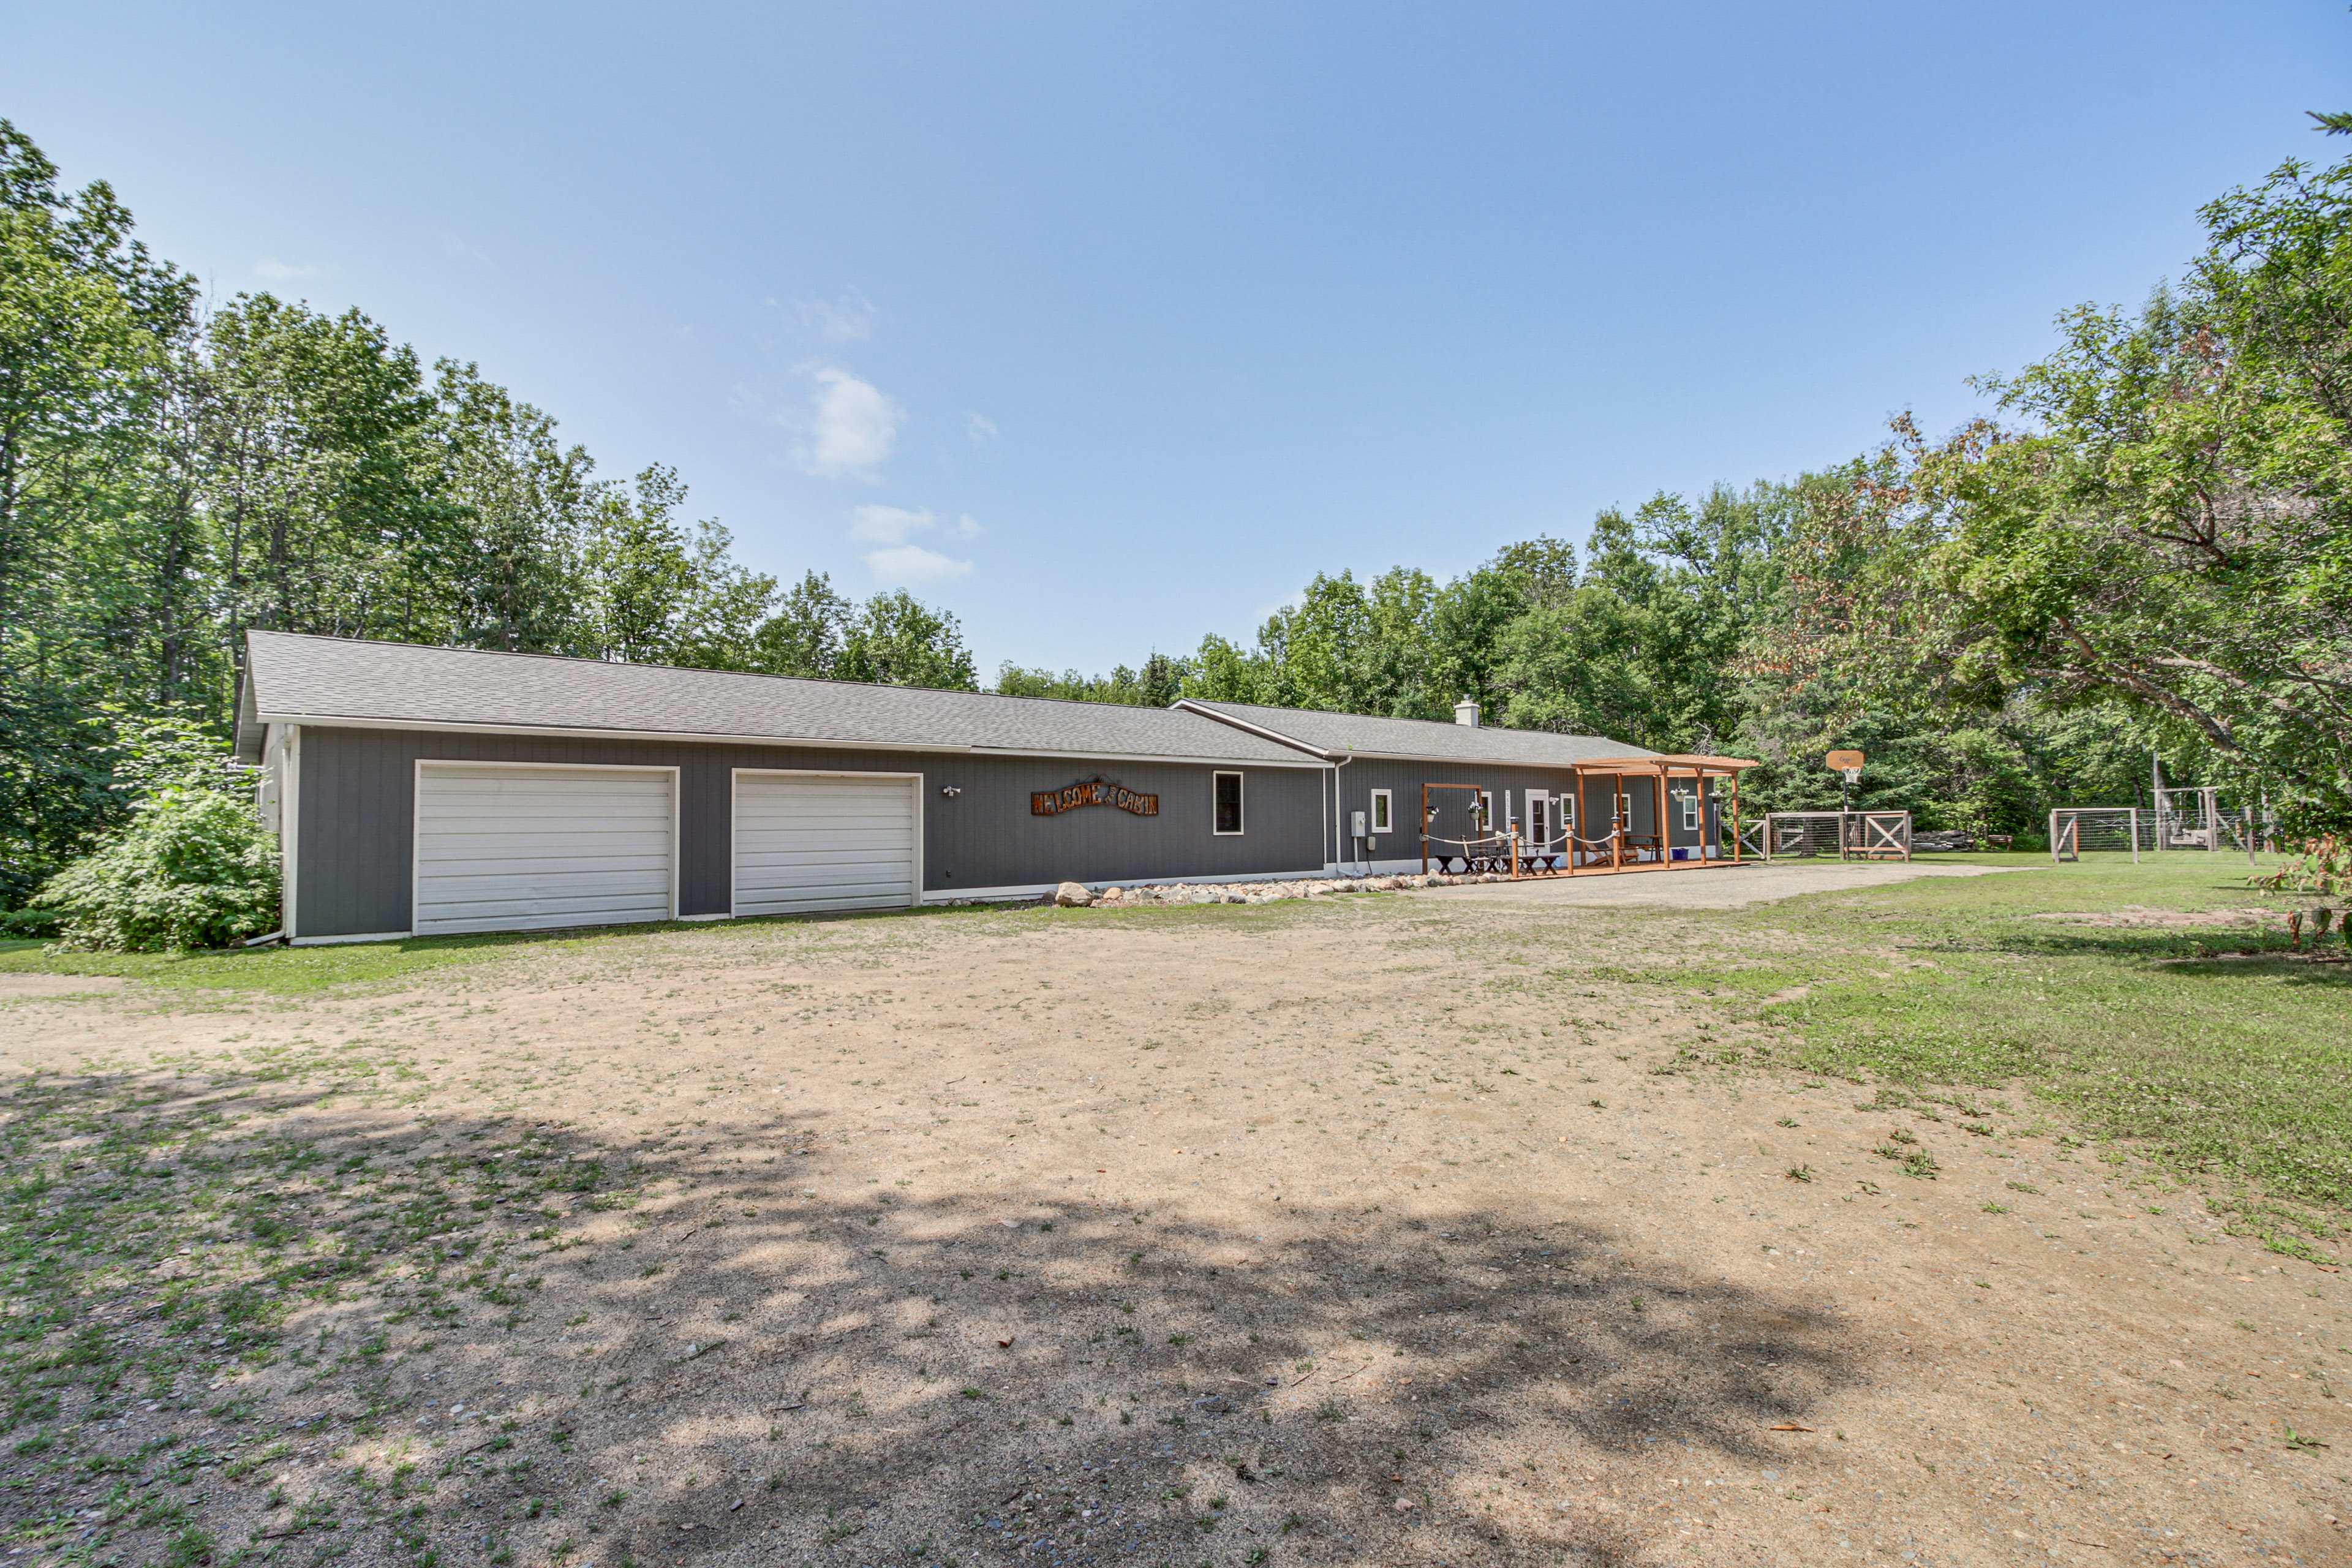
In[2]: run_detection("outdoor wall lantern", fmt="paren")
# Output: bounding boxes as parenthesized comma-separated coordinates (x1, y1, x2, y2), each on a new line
(940, 786, 962, 797)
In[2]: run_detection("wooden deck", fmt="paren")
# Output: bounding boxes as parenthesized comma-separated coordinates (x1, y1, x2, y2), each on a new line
(1420, 752, 1760, 880)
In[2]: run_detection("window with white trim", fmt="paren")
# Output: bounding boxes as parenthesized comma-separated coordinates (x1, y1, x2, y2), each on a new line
(1615, 791, 1633, 826)
(1213, 771, 1244, 835)
(1678, 790, 1700, 831)
(1368, 788, 1392, 835)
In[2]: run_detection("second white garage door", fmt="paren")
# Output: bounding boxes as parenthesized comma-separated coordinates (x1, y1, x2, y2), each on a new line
(415, 763, 676, 936)
(733, 772, 919, 916)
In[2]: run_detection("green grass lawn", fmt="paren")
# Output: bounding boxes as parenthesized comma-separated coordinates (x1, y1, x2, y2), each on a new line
(0, 902, 997, 997)
(1625, 852, 2351, 1248)
(0, 929, 560, 995)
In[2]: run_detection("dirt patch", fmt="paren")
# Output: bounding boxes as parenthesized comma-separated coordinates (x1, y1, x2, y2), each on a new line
(2030, 908, 2277, 929)
(1421, 860, 2026, 910)
(0, 972, 126, 1001)
(0, 897, 2341, 1567)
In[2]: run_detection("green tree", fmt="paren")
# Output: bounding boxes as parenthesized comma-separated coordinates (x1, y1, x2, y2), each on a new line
(750, 570, 858, 678)
(1178, 634, 1269, 703)
(839, 589, 978, 690)
(431, 362, 600, 655)
(581, 466, 775, 668)
(0, 119, 197, 901)
(1775, 152, 2352, 826)
(198, 293, 448, 650)
(1489, 484, 1801, 751)
(995, 663, 1150, 703)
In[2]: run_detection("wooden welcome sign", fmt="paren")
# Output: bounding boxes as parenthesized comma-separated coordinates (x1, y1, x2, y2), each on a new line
(1032, 780, 1159, 817)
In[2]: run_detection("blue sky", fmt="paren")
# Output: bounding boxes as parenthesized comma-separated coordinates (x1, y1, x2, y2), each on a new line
(5, 2, 2348, 676)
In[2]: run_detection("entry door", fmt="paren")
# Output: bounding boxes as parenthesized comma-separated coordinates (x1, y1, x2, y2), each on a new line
(1528, 792, 1553, 850)
(413, 763, 676, 936)
(733, 772, 919, 916)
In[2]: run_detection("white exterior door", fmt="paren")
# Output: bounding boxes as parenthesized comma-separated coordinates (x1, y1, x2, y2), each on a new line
(733, 772, 919, 917)
(413, 763, 676, 937)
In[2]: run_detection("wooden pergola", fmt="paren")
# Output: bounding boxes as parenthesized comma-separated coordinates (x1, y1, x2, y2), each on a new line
(1420, 753, 1760, 878)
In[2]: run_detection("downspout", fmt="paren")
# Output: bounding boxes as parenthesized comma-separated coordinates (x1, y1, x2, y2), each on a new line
(1321, 756, 1330, 874)
(1332, 752, 1354, 873)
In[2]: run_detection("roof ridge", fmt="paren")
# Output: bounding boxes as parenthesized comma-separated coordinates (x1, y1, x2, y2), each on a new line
(1190, 695, 1624, 746)
(246, 630, 1186, 718)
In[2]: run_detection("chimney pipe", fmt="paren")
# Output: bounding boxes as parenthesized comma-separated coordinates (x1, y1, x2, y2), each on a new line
(1453, 697, 1480, 728)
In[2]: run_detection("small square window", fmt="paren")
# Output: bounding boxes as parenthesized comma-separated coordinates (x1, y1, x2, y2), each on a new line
(1213, 771, 1244, 835)
(1368, 789, 1392, 834)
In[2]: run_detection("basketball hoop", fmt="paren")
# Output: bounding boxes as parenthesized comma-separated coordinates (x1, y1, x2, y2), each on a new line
(1825, 750, 1865, 815)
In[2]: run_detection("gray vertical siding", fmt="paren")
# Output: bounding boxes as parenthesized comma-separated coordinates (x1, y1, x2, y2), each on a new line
(1332, 757, 1658, 865)
(292, 727, 1329, 938)
(1329, 755, 1740, 867)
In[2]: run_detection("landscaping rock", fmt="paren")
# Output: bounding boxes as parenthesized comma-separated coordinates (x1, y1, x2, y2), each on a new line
(1053, 881, 1094, 907)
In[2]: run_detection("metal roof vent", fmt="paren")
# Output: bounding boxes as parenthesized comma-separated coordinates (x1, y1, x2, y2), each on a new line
(1453, 697, 1480, 728)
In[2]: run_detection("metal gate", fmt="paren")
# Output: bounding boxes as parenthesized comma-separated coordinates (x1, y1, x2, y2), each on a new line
(2050, 807, 2142, 863)
(1752, 810, 1912, 862)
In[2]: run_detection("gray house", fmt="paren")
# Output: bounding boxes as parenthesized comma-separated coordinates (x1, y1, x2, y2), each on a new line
(1174, 699, 1746, 876)
(236, 632, 1743, 944)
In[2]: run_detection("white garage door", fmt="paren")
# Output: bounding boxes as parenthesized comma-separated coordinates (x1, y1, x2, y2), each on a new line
(733, 772, 918, 916)
(415, 764, 675, 937)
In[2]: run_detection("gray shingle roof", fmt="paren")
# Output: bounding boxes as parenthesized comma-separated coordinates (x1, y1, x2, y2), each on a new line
(237, 633, 1318, 765)
(1175, 699, 1655, 767)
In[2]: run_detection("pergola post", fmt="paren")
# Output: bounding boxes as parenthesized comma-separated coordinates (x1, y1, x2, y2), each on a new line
(1420, 782, 1430, 878)
(1654, 763, 1669, 868)
(1610, 774, 1623, 872)
(1567, 766, 1582, 875)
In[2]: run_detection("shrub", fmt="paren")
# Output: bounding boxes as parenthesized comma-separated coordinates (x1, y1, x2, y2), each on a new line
(0, 906, 61, 938)
(28, 717, 277, 952)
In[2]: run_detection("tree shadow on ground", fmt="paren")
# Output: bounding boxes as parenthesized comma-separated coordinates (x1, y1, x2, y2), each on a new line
(0, 1068, 1864, 1568)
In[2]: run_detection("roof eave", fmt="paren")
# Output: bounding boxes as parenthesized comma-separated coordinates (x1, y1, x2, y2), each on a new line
(251, 710, 1325, 767)
(1576, 754, 1760, 771)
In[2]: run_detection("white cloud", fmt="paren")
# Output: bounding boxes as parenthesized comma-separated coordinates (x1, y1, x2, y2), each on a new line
(849, 504, 935, 546)
(967, 412, 999, 443)
(849, 505, 984, 549)
(254, 256, 325, 284)
(440, 233, 494, 266)
(800, 288, 876, 342)
(864, 544, 973, 584)
(799, 366, 903, 477)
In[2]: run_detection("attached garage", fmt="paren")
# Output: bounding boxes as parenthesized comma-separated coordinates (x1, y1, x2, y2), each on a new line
(413, 763, 677, 936)
(239, 633, 1441, 943)
(733, 771, 920, 916)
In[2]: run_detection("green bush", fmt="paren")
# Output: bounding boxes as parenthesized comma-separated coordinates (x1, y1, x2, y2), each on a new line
(0, 907, 61, 938)
(27, 717, 279, 952)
